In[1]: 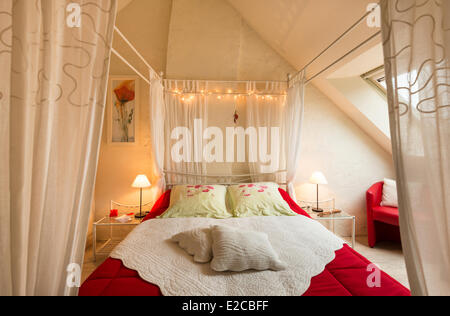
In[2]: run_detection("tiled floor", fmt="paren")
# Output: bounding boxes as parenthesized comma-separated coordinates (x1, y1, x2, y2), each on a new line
(82, 235, 410, 291)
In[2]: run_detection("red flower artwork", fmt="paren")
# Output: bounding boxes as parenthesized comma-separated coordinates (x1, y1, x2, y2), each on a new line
(113, 80, 136, 142)
(114, 80, 135, 103)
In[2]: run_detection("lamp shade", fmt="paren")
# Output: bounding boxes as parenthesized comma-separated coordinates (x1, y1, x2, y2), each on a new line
(132, 175, 151, 188)
(309, 171, 328, 185)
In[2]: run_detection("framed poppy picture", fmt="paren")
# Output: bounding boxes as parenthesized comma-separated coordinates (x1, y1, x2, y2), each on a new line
(108, 76, 139, 144)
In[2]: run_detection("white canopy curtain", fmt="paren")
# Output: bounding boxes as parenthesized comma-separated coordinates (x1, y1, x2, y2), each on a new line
(156, 79, 304, 192)
(285, 71, 306, 201)
(163, 80, 209, 184)
(0, 0, 117, 296)
(154, 79, 304, 197)
(245, 82, 288, 182)
(150, 78, 166, 194)
(245, 77, 305, 200)
(381, 0, 450, 295)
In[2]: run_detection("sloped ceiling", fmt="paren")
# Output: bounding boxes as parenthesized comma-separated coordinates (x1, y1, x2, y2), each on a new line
(328, 44, 384, 79)
(117, 0, 382, 81)
(226, 0, 380, 78)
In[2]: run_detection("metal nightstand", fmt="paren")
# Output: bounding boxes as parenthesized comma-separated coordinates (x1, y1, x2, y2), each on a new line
(307, 210, 356, 248)
(93, 216, 141, 261)
(298, 198, 356, 248)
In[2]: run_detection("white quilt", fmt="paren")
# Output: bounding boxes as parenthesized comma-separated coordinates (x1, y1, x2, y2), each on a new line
(111, 216, 344, 296)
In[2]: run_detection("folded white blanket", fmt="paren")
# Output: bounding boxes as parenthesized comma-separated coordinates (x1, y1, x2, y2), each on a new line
(111, 216, 344, 296)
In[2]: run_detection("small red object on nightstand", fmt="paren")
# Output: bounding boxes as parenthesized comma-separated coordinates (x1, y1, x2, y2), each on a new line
(110, 209, 118, 217)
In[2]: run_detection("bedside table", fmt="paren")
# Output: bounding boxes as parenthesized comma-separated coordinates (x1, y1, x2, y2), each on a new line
(307, 210, 356, 248)
(93, 217, 142, 261)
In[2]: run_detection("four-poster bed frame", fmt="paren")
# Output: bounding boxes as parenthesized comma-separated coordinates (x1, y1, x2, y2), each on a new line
(163, 170, 288, 189)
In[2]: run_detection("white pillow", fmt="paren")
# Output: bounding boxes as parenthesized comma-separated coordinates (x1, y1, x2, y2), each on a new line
(210, 225, 286, 272)
(172, 228, 213, 263)
(381, 178, 398, 207)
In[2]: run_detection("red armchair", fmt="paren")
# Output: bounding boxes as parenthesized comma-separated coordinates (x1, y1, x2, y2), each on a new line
(366, 182, 401, 248)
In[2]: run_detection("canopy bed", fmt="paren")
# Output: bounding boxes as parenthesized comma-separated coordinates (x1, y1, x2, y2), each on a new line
(79, 4, 411, 296)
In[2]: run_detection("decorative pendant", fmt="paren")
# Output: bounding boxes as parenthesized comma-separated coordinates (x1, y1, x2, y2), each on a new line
(234, 110, 239, 124)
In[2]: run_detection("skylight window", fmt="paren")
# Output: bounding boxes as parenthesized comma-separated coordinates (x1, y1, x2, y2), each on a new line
(377, 77, 386, 89)
(363, 66, 419, 106)
(362, 66, 387, 95)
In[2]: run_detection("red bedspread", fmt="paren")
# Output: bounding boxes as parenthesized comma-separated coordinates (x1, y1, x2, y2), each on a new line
(80, 189, 410, 296)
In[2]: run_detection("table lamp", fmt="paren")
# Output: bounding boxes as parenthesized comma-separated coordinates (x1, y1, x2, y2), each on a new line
(132, 174, 151, 219)
(309, 171, 328, 213)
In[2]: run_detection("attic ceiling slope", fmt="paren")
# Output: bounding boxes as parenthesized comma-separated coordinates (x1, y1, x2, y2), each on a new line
(226, 0, 378, 78)
(113, 0, 173, 75)
(165, 0, 295, 81)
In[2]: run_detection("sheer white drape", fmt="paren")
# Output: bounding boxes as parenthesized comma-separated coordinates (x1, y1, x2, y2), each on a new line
(381, 0, 450, 296)
(160, 80, 303, 194)
(150, 78, 166, 193)
(285, 73, 306, 200)
(0, 0, 117, 296)
(245, 93, 287, 183)
(163, 80, 209, 185)
(245, 79, 304, 198)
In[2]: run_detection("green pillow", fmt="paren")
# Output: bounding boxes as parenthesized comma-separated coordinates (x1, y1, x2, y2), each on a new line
(228, 182, 298, 218)
(159, 185, 232, 219)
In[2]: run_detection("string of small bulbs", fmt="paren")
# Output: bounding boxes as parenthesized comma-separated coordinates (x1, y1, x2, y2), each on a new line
(167, 89, 286, 103)
(166, 89, 287, 124)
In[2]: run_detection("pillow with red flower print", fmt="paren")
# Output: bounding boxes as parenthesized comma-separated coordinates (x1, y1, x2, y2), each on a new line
(159, 185, 233, 219)
(228, 183, 298, 218)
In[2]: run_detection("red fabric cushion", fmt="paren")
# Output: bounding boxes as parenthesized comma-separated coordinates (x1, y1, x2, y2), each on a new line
(142, 189, 172, 221)
(278, 188, 310, 217)
(372, 206, 399, 226)
(80, 189, 410, 296)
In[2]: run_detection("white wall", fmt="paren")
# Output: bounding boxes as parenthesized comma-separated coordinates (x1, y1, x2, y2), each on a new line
(296, 85, 395, 235)
(166, 0, 294, 80)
